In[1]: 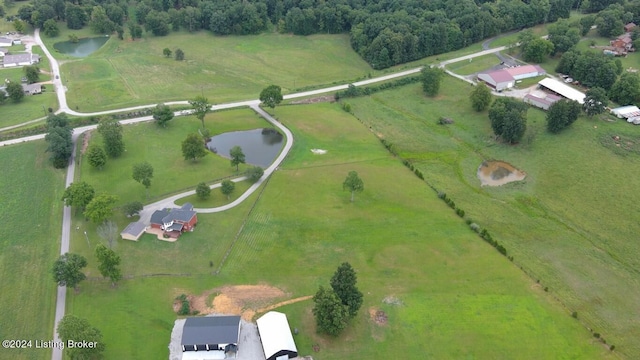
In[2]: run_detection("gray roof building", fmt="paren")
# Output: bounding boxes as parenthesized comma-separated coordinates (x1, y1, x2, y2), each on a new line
(181, 316, 240, 354)
(3, 53, 40, 67)
(120, 222, 147, 241)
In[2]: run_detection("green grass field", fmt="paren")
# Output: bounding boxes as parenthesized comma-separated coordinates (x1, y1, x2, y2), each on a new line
(77, 108, 273, 205)
(0, 141, 65, 360)
(446, 54, 501, 75)
(346, 78, 640, 358)
(65, 102, 608, 359)
(42, 30, 374, 112)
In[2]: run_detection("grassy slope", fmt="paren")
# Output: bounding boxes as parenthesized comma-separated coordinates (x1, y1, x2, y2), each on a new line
(71, 102, 605, 359)
(0, 141, 65, 360)
(77, 108, 272, 205)
(44, 31, 373, 112)
(348, 78, 640, 358)
(446, 54, 500, 75)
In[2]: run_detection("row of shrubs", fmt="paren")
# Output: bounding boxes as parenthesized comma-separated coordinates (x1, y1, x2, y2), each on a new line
(401, 159, 424, 180)
(335, 75, 421, 100)
(0, 115, 106, 142)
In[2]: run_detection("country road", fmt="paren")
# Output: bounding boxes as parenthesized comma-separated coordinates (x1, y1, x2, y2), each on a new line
(2, 29, 515, 360)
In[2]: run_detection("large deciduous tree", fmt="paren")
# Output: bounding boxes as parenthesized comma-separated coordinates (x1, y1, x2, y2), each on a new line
(181, 133, 208, 161)
(62, 181, 95, 212)
(43, 18, 59, 37)
(259, 85, 283, 108)
(229, 146, 245, 171)
(609, 73, 640, 106)
(57, 315, 106, 359)
(189, 95, 209, 128)
(547, 19, 580, 55)
(97, 118, 125, 158)
(546, 100, 582, 133)
(52, 253, 87, 291)
(246, 166, 264, 183)
(522, 38, 554, 63)
(95, 244, 122, 286)
(470, 83, 492, 111)
(488, 98, 528, 144)
(343, 171, 364, 202)
(196, 182, 211, 200)
(221, 179, 235, 199)
(6, 81, 24, 102)
(583, 87, 609, 117)
(123, 201, 143, 217)
(45, 114, 73, 168)
(330, 262, 363, 318)
(84, 194, 118, 224)
(86, 144, 107, 169)
(132, 162, 154, 198)
(421, 66, 444, 97)
(152, 103, 174, 127)
(24, 65, 40, 84)
(312, 286, 349, 336)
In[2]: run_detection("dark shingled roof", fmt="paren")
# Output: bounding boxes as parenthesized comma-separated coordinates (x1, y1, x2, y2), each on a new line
(182, 316, 240, 347)
(150, 209, 171, 225)
(121, 222, 146, 236)
(163, 209, 195, 223)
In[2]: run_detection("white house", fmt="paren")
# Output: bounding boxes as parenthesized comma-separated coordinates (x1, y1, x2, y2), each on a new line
(0, 37, 12, 47)
(257, 311, 298, 360)
(2, 53, 40, 68)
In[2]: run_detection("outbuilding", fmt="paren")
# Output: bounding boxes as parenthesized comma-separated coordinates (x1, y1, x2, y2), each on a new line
(611, 105, 640, 124)
(120, 222, 146, 241)
(524, 92, 562, 110)
(477, 65, 545, 91)
(537, 78, 585, 104)
(256, 311, 298, 360)
(0, 37, 12, 47)
(181, 316, 240, 360)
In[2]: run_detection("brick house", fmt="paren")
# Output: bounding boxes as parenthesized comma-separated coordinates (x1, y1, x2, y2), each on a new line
(150, 203, 198, 238)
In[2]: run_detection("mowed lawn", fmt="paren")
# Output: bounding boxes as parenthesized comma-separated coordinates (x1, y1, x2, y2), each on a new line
(0, 141, 65, 360)
(77, 108, 273, 205)
(65, 102, 605, 359)
(348, 78, 640, 358)
(51, 31, 373, 112)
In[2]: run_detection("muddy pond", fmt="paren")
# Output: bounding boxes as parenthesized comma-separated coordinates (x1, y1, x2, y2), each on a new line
(477, 160, 526, 186)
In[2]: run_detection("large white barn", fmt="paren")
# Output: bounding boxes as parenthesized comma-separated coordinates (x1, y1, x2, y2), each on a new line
(537, 78, 586, 104)
(256, 312, 298, 360)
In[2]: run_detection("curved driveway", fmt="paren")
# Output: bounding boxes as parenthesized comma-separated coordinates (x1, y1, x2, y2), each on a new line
(4, 31, 514, 360)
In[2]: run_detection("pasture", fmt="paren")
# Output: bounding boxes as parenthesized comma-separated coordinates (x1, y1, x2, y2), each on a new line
(67, 102, 605, 359)
(0, 141, 65, 360)
(347, 77, 640, 358)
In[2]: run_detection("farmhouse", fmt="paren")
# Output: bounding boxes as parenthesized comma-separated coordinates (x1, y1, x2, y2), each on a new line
(3, 53, 40, 68)
(181, 316, 240, 360)
(611, 105, 640, 124)
(120, 221, 146, 241)
(524, 92, 562, 110)
(256, 311, 298, 360)
(537, 78, 585, 104)
(0, 37, 12, 47)
(477, 65, 546, 91)
(149, 203, 197, 238)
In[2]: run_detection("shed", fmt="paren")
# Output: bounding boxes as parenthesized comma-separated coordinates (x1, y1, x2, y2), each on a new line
(3, 53, 40, 68)
(181, 316, 240, 360)
(524, 93, 562, 110)
(538, 78, 585, 104)
(0, 37, 12, 47)
(257, 311, 298, 360)
(120, 222, 146, 241)
(477, 65, 545, 91)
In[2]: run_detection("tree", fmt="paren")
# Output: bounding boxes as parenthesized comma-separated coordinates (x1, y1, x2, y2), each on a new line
(128, 23, 143, 40)
(6, 81, 24, 103)
(57, 315, 106, 359)
(547, 19, 580, 54)
(230, 146, 246, 171)
(583, 87, 609, 117)
(181, 133, 208, 161)
(62, 182, 95, 211)
(175, 48, 184, 60)
(97, 220, 118, 249)
(123, 201, 143, 217)
(152, 103, 174, 127)
(43, 18, 59, 37)
(221, 179, 235, 199)
(421, 66, 444, 97)
(330, 262, 363, 318)
(86, 145, 107, 169)
(24, 65, 40, 84)
(13, 19, 25, 33)
(163, 48, 172, 57)
(343, 171, 364, 202)
(488, 98, 528, 144)
(196, 182, 211, 200)
(45, 125, 73, 168)
(95, 244, 122, 286)
(84, 194, 118, 224)
(189, 95, 210, 128)
(144, 10, 171, 36)
(66, 4, 88, 30)
(89, 5, 115, 34)
(246, 166, 264, 183)
(259, 85, 283, 108)
(132, 162, 154, 198)
(97, 118, 124, 158)
(312, 286, 349, 336)
(546, 100, 581, 133)
(522, 38, 554, 63)
(609, 72, 640, 105)
(470, 83, 492, 111)
(52, 253, 87, 291)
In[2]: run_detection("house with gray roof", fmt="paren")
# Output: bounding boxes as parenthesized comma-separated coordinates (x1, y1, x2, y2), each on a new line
(181, 316, 240, 359)
(0, 37, 12, 47)
(150, 203, 197, 238)
(21, 83, 42, 95)
(3, 53, 40, 68)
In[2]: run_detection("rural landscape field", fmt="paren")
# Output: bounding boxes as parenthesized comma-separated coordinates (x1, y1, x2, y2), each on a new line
(1, 0, 640, 359)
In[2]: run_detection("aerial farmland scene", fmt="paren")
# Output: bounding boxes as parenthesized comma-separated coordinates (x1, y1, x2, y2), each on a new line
(1, 0, 640, 359)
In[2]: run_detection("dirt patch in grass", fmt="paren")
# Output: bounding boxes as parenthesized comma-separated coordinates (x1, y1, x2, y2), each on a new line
(81, 130, 93, 155)
(600, 133, 640, 156)
(185, 284, 312, 321)
(290, 95, 335, 104)
(369, 307, 388, 326)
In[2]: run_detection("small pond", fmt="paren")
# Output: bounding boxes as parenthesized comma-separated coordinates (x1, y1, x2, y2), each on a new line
(53, 36, 110, 57)
(477, 160, 526, 186)
(206, 128, 284, 168)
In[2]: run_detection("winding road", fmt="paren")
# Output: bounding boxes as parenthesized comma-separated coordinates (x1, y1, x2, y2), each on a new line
(1, 29, 513, 360)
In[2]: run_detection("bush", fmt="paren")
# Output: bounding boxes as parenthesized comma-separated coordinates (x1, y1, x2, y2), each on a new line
(437, 192, 447, 200)
(196, 182, 211, 200)
(470, 223, 480, 233)
(571, 311, 578, 319)
(341, 102, 352, 113)
(465, 218, 473, 225)
(178, 301, 190, 315)
(455, 208, 465, 217)
(593, 333, 600, 339)
(414, 169, 424, 179)
(610, 345, 615, 351)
